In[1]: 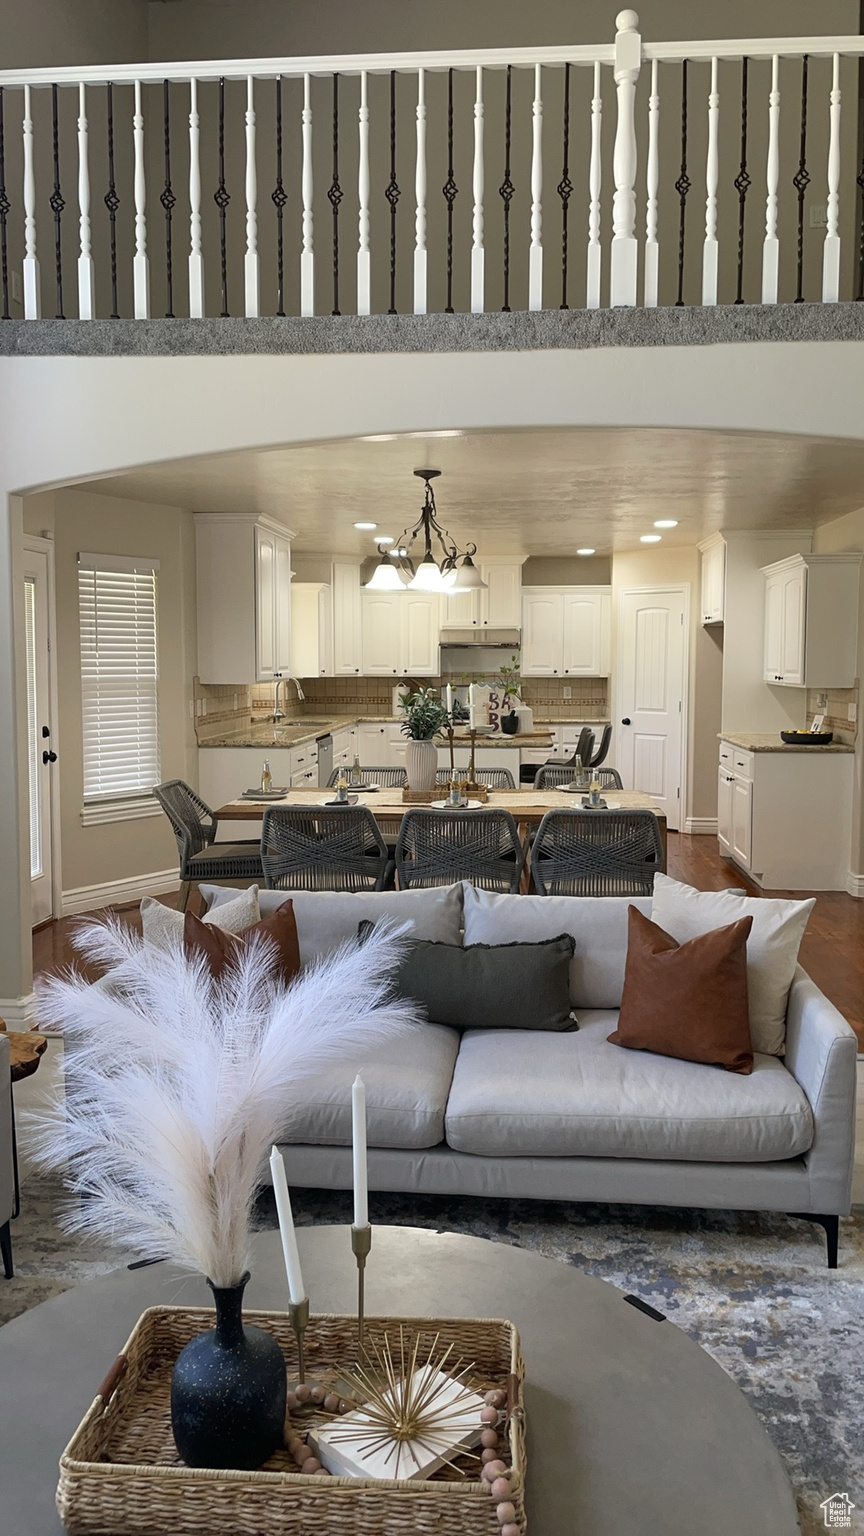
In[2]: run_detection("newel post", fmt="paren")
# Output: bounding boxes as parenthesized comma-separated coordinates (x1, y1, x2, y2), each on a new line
(610, 9, 641, 307)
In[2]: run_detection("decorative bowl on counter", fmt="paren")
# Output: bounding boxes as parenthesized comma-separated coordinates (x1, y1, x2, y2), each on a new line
(779, 730, 834, 746)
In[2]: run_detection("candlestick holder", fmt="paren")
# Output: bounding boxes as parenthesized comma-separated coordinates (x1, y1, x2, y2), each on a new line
(446, 722, 455, 777)
(350, 1224, 373, 1350)
(288, 1296, 310, 1384)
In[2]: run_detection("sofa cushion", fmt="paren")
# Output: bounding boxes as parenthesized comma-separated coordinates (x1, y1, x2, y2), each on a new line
(142, 887, 260, 950)
(201, 883, 464, 965)
(461, 884, 652, 1009)
(184, 900, 302, 985)
(651, 874, 815, 1057)
(281, 1021, 460, 1150)
(444, 1013, 814, 1162)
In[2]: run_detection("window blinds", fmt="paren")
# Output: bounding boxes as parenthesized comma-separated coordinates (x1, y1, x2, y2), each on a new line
(78, 554, 161, 802)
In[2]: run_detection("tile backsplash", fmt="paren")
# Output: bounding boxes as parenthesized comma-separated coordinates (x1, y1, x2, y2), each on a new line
(805, 683, 858, 742)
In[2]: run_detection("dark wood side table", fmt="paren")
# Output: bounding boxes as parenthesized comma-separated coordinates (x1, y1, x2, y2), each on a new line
(1, 1021, 48, 1220)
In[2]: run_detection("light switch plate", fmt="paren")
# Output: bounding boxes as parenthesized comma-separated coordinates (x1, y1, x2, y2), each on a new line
(848, 703, 857, 722)
(563, 686, 572, 699)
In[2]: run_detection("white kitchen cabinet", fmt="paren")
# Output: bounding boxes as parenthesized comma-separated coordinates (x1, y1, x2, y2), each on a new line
(331, 724, 359, 772)
(716, 739, 852, 889)
(698, 535, 726, 625)
(357, 722, 389, 764)
(435, 745, 521, 784)
(361, 592, 440, 676)
(196, 514, 294, 684)
(332, 561, 363, 676)
(730, 774, 753, 869)
(403, 593, 441, 673)
(717, 761, 733, 855)
(522, 587, 611, 678)
(762, 552, 861, 688)
(441, 560, 523, 630)
(290, 582, 333, 677)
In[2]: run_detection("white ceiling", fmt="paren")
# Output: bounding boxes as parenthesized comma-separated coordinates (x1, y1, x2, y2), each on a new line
(82, 426, 864, 558)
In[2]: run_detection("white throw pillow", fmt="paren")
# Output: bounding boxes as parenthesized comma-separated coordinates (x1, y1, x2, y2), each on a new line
(650, 873, 815, 1056)
(140, 886, 261, 952)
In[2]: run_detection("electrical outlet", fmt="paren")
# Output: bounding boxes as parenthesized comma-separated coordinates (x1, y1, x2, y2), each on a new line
(848, 703, 857, 723)
(816, 692, 828, 709)
(563, 686, 572, 700)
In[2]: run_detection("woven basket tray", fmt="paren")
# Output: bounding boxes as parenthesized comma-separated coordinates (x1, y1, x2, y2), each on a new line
(57, 1307, 526, 1536)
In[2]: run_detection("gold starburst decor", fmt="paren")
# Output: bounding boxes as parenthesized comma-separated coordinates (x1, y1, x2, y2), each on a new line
(309, 1329, 487, 1482)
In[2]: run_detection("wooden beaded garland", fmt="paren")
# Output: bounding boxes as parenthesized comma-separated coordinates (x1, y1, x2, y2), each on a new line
(480, 1427, 499, 1449)
(496, 1502, 517, 1526)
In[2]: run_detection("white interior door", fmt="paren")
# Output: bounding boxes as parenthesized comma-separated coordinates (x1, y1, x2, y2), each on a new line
(617, 587, 687, 831)
(24, 544, 58, 925)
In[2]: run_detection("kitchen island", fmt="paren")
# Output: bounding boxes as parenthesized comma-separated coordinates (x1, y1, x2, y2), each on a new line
(717, 735, 854, 890)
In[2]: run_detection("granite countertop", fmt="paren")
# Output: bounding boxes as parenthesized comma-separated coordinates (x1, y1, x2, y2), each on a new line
(198, 714, 606, 749)
(720, 732, 855, 754)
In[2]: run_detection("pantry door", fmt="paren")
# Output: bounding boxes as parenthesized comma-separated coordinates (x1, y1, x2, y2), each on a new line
(616, 587, 688, 831)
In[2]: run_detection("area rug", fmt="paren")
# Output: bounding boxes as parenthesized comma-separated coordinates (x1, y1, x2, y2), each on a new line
(4, 1175, 863, 1535)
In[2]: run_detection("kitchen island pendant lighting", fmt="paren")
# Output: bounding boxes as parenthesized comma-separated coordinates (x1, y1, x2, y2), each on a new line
(366, 469, 487, 592)
(364, 548, 407, 590)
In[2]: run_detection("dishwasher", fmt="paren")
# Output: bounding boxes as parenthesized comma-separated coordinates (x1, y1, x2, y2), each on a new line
(317, 733, 333, 788)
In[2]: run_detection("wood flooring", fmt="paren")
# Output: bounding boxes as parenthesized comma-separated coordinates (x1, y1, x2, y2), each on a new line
(31, 834, 864, 1048)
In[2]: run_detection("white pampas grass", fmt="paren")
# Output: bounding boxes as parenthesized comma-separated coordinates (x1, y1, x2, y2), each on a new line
(30, 916, 420, 1287)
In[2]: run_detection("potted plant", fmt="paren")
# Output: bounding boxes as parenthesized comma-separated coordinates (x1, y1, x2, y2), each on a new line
(399, 686, 449, 791)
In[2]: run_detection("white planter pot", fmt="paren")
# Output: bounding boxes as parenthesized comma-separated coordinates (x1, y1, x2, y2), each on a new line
(405, 738, 438, 793)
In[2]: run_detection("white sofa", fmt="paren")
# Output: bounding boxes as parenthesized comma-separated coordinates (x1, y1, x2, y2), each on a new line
(201, 881, 859, 1267)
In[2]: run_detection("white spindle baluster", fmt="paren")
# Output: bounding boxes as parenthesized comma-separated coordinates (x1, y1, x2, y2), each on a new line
(471, 66, 485, 313)
(133, 79, 150, 318)
(22, 84, 40, 319)
(413, 69, 427, 315)
(610, 8, 641, 307)
(357, 71, 370, 315)
(77, 82, 94, 319)
(244, 75, 260, 317)
(822, 52, 841, 303)
(761, 54, 780, 304)
(701, 57, 719, 306)
(300, 72, 314, 316)
(586, 61, 602, 310)
(529, 63, 543, 311)
(188, 78, 204, 317)
(644, 59, 659, 307)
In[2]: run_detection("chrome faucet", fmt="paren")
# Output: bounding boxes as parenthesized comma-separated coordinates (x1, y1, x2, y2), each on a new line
(272, 674, 305, 721)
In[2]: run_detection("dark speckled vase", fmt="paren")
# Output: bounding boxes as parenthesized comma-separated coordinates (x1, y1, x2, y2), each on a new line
(170, 1273, 286, 1470)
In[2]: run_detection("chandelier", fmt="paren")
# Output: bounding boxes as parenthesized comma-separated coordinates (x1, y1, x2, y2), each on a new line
(365, 469, 487, 593)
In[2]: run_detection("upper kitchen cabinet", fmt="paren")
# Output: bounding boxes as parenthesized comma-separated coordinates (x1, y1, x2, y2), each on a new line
(332, 561, 363, 675)
(195, 514, 294, 684)
(440, 560, 523, 629)
(762, 552, 862, 688)
(361, 590, 440, 676)
(698, 535, 725, 625)
(290, 582, 333, 677)
(522, 587, 611, 677)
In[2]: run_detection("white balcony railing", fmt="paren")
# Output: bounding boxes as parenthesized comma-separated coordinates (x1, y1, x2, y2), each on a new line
(2, 9, 864, 322)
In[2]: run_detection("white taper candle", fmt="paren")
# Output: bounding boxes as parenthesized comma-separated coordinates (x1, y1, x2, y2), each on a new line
(445, 683, 453, 716)
(269, 1145, 305, 1303)
(352, 1074, 369, 1229)
(469, 683, 478, 730)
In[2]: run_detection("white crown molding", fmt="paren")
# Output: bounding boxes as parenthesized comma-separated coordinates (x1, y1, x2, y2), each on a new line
(683, 817, 718, 835)
(193, 512, 297, 539)
(62, 867, 179, 917)
(0, 994, 37, 1028)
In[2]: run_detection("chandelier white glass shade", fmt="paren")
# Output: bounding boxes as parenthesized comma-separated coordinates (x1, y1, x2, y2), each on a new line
(365, 470, 487, 592)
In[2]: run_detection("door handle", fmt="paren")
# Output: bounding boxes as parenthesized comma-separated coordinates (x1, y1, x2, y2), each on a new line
(621, 717, 631, 726)
(42, 750, 57, 764)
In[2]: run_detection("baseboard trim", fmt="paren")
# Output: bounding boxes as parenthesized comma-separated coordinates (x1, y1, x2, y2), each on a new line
(683, 817, 718, 836)
(0, 993, 37, 1028)
(62, 867, 180, 916)
(846, 870, 864, 899)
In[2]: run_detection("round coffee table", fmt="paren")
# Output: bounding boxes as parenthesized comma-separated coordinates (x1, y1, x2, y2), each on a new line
(0, 1226, 797, 1536)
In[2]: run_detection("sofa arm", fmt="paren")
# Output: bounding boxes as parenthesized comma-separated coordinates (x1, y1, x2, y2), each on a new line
(0, 1034, 13, 1229)
(784, 967, 858, 1214)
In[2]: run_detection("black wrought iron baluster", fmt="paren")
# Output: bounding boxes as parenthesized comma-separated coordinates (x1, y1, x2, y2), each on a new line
(272, 77, 287, 316)
(385, 70, 401, 314)
(214, 77, 231, 316)
(105, 82, 120, 318)
(499, 64, 515, 312)
(557, 62, 573, 310)
(793, 55, 810, 303)
(674, 60, 691, 307)
(50, 83, 65, 318)
(733, 58, 751, 305)
(160, 80, 176, 318)
(443, 68, 458, 313)
(0, 88, 9, 320)
(857, 120, 864, 301)
(328, 74, 343, 316)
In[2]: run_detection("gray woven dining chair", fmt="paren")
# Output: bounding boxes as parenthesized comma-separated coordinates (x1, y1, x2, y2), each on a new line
(261, 805, 394, 891)
(396, 808, 525, 892)
(588, 723, 613, 769)
(530, 808, 664, 896)
(435, 767, 516, 789)
(154, 779, 264, 911)
(327, 766, 407, 787)
(533, 766, 624, 790)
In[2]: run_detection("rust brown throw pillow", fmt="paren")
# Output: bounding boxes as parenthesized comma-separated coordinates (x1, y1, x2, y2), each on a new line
(184, 901, 302, 985)
(607, 906, 754, 1074)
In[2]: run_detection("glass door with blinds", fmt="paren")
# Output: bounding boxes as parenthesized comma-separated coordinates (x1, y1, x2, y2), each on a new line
(24, 544, 57, 926)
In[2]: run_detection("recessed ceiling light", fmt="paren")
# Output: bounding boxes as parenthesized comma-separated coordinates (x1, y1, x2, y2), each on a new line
(354, 521, 377, 530)
(376, 535, 395, 545)
(640, 534, 662, 543)
(654, 519, 678, 529)
(577, 547, 596, 556)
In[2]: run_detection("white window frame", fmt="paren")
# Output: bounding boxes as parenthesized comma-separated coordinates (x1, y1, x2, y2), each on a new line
(78, 552, 162, 827)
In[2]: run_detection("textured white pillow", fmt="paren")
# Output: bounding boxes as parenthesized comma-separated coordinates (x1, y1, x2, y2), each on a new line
(650, 874, 815, 1056)
(199, 883, 464, 965)
(140, 887, 261, 952)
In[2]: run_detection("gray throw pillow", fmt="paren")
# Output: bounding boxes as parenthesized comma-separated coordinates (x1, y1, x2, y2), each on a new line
(359, 923, 576, 1031)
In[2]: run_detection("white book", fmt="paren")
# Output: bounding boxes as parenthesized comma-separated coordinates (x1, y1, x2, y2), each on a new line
(308, 1365, 486, 1482)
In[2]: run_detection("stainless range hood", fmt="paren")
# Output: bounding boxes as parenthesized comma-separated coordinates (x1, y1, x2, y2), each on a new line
(439, 628, 521, 649)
